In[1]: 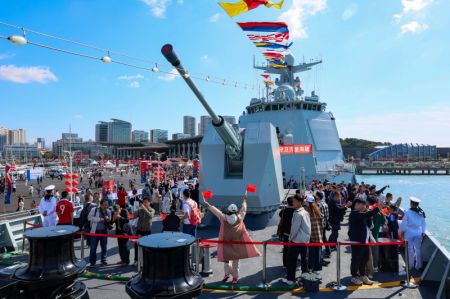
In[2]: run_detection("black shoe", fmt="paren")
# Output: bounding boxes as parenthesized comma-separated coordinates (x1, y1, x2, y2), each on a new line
(101, 261, 108, 266)
(324, 253, 331, 258)
(321, 260, 330, 266)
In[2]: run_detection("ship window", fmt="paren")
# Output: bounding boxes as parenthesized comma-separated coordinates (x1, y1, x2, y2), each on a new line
(302, 103, 307, 109)
(295, 103, 301, 109)
(272, 105, 278, 111)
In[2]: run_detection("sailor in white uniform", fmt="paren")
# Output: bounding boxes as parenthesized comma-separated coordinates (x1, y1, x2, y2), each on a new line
(400, 196, 426, 270)
(38, 185, 58, 227)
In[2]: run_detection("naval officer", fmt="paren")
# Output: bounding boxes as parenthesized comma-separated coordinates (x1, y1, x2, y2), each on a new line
(38, 185, 58, 227)
(400, 196, 426, 271)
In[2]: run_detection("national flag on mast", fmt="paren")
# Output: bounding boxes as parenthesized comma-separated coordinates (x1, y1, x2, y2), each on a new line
(4, 164, 12, 204)
(237, 21, 288, 33)
(219, 0, 284, 18)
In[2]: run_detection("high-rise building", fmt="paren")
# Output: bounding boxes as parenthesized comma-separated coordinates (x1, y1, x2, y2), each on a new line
(105, 119, 132, 143)
(223, 116, 236, 125)
(95, 122, 109, 142)
(0, 128, 9, 150)
(183, 116, 196, 137)
(8, 129, 26, 145)
(36, 137, 45, 149)
(132, 130, 149, 142)
(150, 129, 169, 143)
(199, 115, 212, 136)
(172, 133, 191, 140)
(52, 133, 83, 157)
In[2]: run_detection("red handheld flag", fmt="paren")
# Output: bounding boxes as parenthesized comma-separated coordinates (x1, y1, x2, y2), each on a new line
(202, 190, 213, 199)
(246, 184, 257, 193)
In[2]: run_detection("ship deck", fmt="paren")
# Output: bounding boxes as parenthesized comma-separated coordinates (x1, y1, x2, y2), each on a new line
(1, 200, 438, 299)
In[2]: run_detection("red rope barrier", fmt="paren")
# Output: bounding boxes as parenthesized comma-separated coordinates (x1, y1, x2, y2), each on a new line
(81, 232, 138, 239)
(24, 221, 42, 228)
(340, 241, 405, 246)
(266, 241, 337, 247)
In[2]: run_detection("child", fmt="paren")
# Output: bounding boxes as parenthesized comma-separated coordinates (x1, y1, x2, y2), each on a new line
(387, 204, 399, 240)
(162, 206, 181, 232)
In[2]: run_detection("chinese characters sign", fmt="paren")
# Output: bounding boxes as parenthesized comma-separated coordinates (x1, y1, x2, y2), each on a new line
(279, 144, 312, 155)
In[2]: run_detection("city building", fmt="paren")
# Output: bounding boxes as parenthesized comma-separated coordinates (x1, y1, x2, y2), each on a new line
(36, 137, 45, 149)
(3, 144, 39, 162)
(150, 129, 168, 143)
(132, 130, 149, 142)
(183, 116, 196, 137)
(368, 144, 437, 161)
(223, 115, 236, 125)
(52, 133, 111, 158)
(199, 115, 212, 136)
(0, 128, 8, 150)
(172, 133, 191, 140)
(95, 121, 109, 142)
(107, 119, 132, 143)
(8, 128, 26, 145)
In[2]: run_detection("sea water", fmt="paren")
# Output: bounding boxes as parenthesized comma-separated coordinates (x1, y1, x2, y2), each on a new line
(357, 175, 450, 250)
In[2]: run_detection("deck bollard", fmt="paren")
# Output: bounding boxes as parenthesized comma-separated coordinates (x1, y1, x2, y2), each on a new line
(333, 242, 346, 291)
(261, 241, 269, 289)
(22, 221, 26, 253)
(80, 233, 85, 259)
(402, 240, 417, 288)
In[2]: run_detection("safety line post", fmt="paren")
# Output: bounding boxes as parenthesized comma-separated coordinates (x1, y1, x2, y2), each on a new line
(333, 242, 346, 291)
(261, 241, 269, 290)
(80, 233, 85, 259)
(21, 221, 26, 253)
(402, 240, 417, 288)
(195, 238, 201, 272)
(137, 245, 142, 274)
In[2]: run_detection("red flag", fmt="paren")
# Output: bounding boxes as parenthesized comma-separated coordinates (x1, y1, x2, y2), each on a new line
(246, 184, 257, 193)
(261, 74, 270, 79)
(202, 190, 213, 199)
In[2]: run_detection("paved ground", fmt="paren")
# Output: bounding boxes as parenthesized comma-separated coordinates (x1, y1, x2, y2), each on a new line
(1, 209, 436, 299)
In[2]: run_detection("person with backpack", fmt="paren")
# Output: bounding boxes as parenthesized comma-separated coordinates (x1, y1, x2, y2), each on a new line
(80, 194, 96, 247)
(181, 189, 201, 237)
(203, 193, 260, 284)
(133, 197, 155, 265)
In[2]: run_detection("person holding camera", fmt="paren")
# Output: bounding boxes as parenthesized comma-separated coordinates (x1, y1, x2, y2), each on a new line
(112, 204, 130, 266)
(88, 199, 112, 267)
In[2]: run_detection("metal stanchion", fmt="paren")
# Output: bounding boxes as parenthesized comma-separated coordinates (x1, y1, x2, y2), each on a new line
(259, 241, 269, 289)
(333, 242, 347, 291)
(80, 233, 85, 259)
(22, 221, 26, 253)
(402, 240, 417, 288)
(195, 239, 201, 272)
(137, 245, 142, 274)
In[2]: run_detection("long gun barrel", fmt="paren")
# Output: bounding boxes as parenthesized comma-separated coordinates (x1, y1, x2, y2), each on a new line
(161, 44, 242, 159)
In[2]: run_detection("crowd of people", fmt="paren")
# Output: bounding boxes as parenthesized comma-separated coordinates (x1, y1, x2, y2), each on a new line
(276, 181, 426, 287)
(30, 166, 427, 287)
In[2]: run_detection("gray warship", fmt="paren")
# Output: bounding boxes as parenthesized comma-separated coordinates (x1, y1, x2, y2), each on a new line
(162, 44, 354, 230)
(239, 54, 355, 186)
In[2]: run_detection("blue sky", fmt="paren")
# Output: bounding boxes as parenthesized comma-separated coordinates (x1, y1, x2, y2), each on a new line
(0, 0, 449, 146)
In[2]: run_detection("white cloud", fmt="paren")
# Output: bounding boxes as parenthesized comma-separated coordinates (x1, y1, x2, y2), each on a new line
(118, 74, 144, 80)
(393, 0, 433, 22)
(209, 13, 221, 23)
(128, 81, 141, 88)
(337, 106, 450, 146)
(342, 3, 358, 21)
(278, 0, 327, 39)
(0, 65, 57, 84)
(157, 68, 178, 81)
(400, 21, 428, 34)
(0, 53, 15, 60)
(73, 114, 83, 119)
(141, 0, 182, 18)
(201, 55, 209, 60)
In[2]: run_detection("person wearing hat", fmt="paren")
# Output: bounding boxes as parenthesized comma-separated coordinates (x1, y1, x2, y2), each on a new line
(204, 194, 261, 284)
(400, 196, 426, 271)
(38, 185, 57, 227)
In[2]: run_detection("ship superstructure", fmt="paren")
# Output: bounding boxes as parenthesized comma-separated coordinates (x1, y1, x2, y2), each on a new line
(239, 54, 355, 184)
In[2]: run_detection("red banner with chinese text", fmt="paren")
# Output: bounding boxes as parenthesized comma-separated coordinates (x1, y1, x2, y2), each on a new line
(279, 144, 312, 155)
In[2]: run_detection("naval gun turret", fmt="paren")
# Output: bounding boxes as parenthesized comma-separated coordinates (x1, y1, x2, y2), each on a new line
(162, 44, 284, 229)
